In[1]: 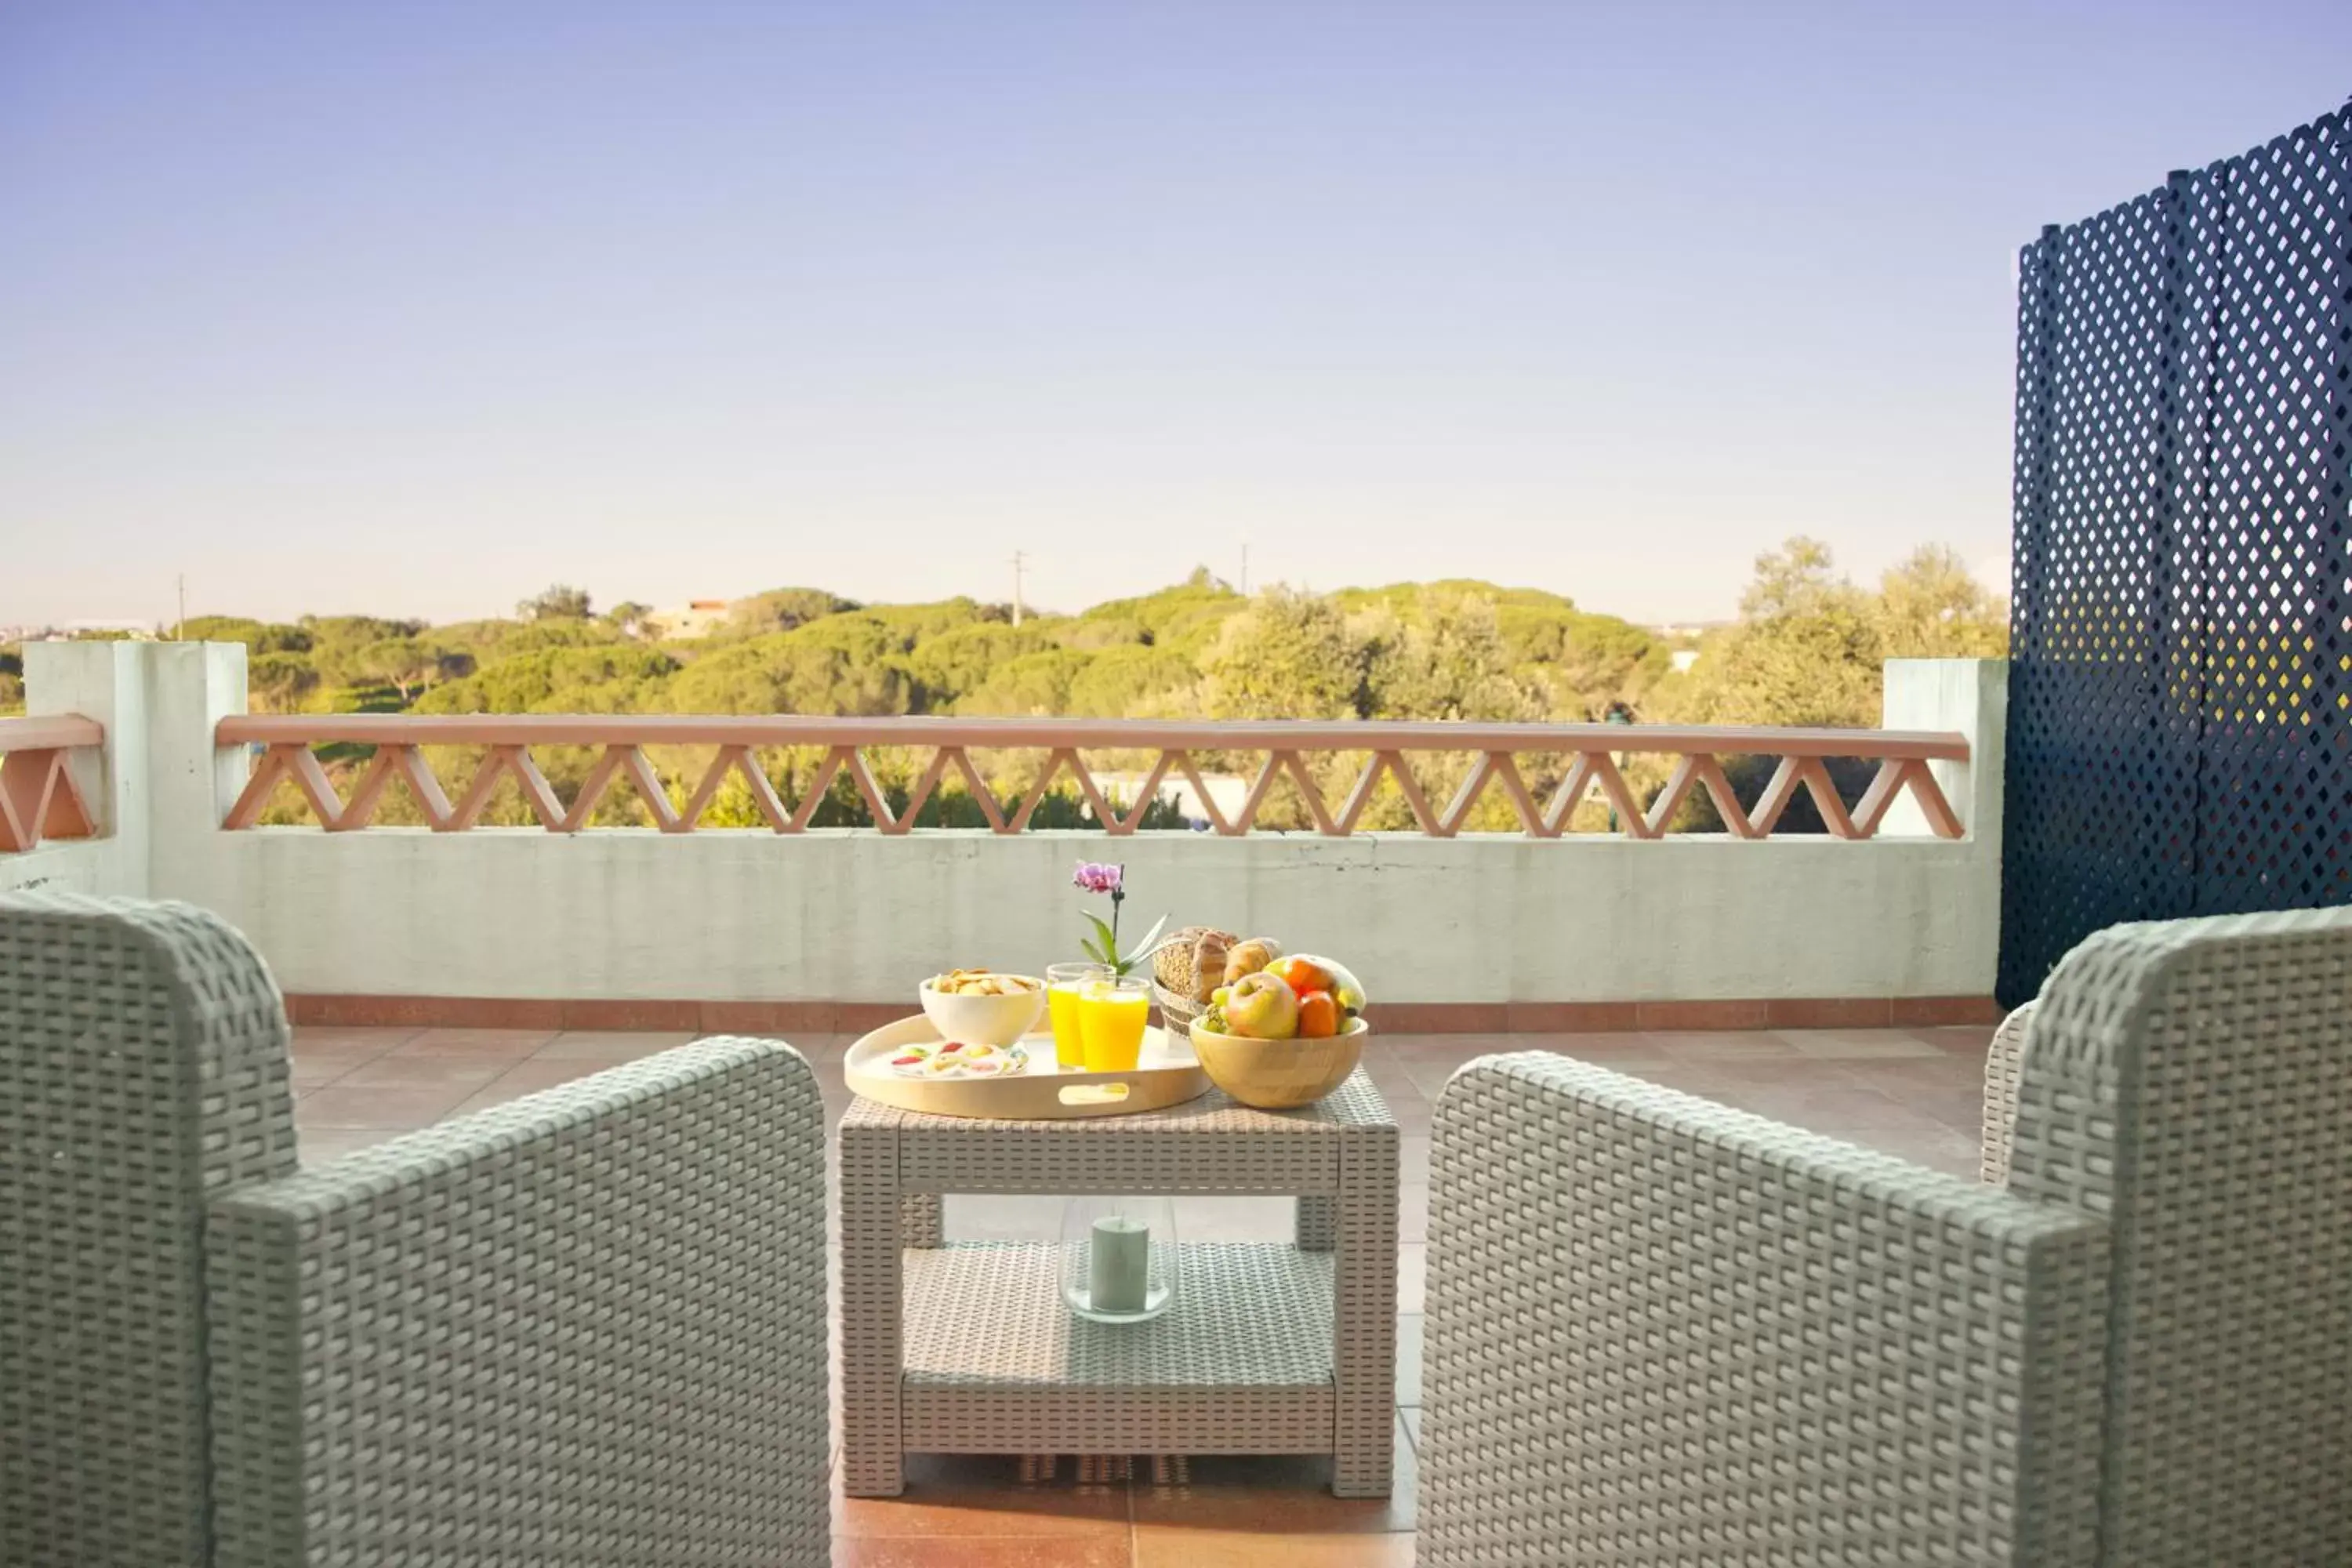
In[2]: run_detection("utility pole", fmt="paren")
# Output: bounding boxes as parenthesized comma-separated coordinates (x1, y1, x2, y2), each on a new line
(1239, 540, 1250, 596)
(1011, 551, 1026, 627)
(175, 574, 186, 641)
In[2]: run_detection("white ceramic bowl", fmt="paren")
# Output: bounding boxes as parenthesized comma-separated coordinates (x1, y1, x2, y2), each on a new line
(918, 976, 1047, 1047)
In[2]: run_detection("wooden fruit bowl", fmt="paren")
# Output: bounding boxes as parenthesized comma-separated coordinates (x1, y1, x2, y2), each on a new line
(1188, 1017, 1368, 1110)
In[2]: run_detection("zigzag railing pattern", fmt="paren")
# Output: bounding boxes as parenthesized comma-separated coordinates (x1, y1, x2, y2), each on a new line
(0, 715, 103, 852)
(216, 716, 1969, 840)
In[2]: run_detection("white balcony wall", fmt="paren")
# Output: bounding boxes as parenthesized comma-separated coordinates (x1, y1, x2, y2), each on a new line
(9, 644, 2006, 1007)
(0, 642, 152, 898)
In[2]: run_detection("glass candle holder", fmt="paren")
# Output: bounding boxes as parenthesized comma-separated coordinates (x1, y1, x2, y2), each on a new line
(1060, 1195, 1178, 1323)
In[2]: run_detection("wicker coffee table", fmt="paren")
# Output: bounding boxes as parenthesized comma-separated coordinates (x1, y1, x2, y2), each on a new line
(840, 1069, 1399, 1498)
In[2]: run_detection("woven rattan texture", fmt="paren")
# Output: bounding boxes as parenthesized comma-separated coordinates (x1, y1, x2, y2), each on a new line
(899, 1191, 946, 1248)
(2011, 908, 2352, 1565)
(1331, 1109, 1399, 1497)
(905, 1241, 1334, 1388)
(1418, 1051, 2110, 1568)
(1, 894, 297, 1567)
(206, 1036, 829, 1567)
(900, 1241, 1336, 1452)
(840, 1069, 1397, 1498)
(1980, 1000, 2037, 1185)
(847, 1075, 1389, 1196)
(2002, 103, 2352, 1005)
(1294, 1192, 1338, 1251)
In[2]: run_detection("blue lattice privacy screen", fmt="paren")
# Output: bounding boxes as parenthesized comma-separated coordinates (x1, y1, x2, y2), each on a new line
(2001, 102, 2352, 1006)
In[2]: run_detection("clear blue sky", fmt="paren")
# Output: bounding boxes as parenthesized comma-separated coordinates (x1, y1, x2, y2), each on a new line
(2, 2, 2340, 629)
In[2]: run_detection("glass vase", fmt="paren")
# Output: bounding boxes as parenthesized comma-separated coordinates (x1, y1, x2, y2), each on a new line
(1060, 1195, 1178, 1323)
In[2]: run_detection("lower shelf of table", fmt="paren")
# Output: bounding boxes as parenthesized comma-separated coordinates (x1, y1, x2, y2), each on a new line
(900, 1240, 1339, 1452)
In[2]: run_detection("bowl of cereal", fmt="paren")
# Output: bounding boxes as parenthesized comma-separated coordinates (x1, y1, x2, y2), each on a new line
(919, 968, 1047, 1047)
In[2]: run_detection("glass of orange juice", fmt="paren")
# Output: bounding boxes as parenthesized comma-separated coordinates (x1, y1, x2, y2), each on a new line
(1046, 963, 1111, 1069)
(1077, 976, 1152, 1072)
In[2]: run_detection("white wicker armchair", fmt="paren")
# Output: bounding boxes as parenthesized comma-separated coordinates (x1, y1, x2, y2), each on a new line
(0, 894, 831, 1567)
(1420, 909, 2352, 1567)
(1978, 996, 2037, 1185)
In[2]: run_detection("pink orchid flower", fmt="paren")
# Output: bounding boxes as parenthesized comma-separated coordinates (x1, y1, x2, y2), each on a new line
(1071, 861, 1162, 977)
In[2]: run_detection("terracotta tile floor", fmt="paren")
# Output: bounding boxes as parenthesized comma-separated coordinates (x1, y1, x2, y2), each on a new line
(292, 1022, 1995, 1567)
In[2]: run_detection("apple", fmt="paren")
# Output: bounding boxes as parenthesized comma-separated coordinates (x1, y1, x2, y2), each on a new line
(1223, 971, 1301, 1040)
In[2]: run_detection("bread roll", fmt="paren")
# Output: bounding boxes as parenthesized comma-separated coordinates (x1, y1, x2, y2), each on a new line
(1152, 925, 1238, 1000)
(1187, 929, 1234, 1002)
(1221, 937, 1283, 987)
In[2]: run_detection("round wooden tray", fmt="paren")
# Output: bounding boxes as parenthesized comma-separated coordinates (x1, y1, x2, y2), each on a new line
(845, 1014, 1213, 1120)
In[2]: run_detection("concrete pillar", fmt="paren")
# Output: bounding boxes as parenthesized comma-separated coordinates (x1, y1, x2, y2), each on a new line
(142, 642, 249, 902)
(1878, 657, 2006, 842)
(9, 639, 249, 901)
(19, 640, 153, 895)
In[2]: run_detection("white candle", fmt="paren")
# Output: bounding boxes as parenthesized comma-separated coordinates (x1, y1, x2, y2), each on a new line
(1089, 1214, 1150, 1314)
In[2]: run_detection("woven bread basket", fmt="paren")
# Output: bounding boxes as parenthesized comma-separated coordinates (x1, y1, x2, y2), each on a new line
(1149, 927, 1235, 1014)
(1152, 982, 1209, 1030)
